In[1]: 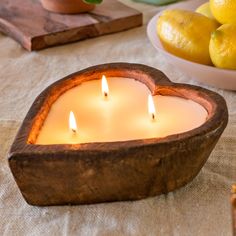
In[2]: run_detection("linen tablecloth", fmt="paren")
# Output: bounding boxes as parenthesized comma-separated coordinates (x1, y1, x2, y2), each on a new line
(0, 0, 235, 235)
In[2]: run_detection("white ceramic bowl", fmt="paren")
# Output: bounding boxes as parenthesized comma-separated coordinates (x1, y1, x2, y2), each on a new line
(147, 0, 236, 90)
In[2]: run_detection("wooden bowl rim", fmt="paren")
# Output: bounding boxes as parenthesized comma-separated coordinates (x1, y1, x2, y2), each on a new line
(9, 63, 228, 156)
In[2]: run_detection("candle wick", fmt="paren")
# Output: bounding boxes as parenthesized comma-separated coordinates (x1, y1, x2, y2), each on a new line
(152, 113, 156, 121)
(104, 92, 108, 99)
(72, 128, 77, 134)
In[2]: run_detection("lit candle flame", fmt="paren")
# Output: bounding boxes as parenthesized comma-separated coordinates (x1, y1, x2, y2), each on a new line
(148, 94, 156, 121)
(69, 111, 77, 133)
(102, 75, 109, 98)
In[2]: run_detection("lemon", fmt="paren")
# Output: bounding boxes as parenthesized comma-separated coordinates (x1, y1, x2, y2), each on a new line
(196, 2, 214, 19)
(210, 0, 236, 24)
(209, 24, 236, 69)
(157, 9, 219, 65)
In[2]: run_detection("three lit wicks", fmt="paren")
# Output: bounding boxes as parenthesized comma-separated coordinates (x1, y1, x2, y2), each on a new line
(69, 75, 156, 134)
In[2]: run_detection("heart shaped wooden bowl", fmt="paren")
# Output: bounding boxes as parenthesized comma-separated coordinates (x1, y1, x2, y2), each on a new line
(8, 63, 228, 206)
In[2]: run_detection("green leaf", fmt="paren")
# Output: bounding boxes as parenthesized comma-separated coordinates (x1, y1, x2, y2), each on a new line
(83, 0, 103, 4)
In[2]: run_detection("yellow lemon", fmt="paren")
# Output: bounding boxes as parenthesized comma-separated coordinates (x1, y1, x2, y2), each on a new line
(196, 2, 215, 19)
(209, 24, 236, 69)
(157, 9, 219, 65)
(210, 0, 236, 24)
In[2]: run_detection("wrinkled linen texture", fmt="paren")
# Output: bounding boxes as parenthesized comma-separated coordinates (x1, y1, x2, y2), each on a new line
(0, 0, 235, 235)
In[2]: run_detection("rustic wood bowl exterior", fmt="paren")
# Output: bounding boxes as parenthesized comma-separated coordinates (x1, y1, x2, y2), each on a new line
(8, 63, 228, 206)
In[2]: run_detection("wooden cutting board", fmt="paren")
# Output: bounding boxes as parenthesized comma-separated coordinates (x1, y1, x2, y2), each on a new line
(0, 0, 142, 51)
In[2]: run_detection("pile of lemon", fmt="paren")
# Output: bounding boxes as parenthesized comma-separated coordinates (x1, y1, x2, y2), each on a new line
(157, 0, 236, 70)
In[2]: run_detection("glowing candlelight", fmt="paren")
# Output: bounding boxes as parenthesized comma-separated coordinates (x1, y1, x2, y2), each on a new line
(148, 94, 156, 121)
(36, 77, 208, 145)
(69, 111, 77, 134)
(102, 75, 109, 98)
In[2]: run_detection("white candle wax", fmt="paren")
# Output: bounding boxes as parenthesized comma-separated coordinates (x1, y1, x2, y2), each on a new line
(36, 77, 208, 144)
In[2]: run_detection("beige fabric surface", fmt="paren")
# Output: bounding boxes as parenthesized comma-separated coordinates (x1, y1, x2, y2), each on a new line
(0, 0, 235, 235)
